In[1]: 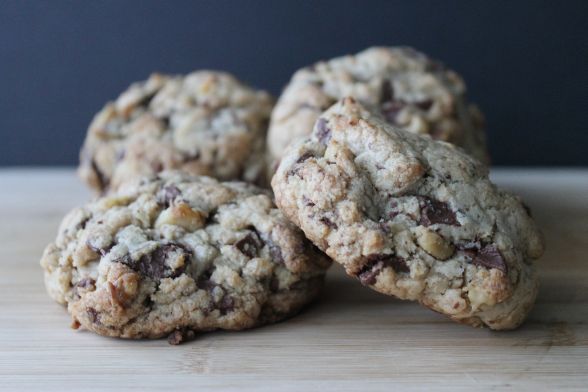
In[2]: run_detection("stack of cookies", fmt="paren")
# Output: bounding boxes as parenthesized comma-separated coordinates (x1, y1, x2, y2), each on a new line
(41, 47, 544, 344)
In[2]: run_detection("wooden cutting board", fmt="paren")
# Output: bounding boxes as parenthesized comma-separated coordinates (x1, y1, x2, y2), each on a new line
(1, 168, 586, 391)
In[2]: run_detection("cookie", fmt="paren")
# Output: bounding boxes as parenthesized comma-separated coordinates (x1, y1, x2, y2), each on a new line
(41, 172, 330, 341)
(268, 46, 488, 173)
(79, 71, 273, 193)
(272, 98, 543, 330)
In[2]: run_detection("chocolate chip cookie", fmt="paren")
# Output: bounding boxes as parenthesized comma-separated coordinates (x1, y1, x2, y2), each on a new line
(268, 46, 488, 173)
(41, 172, 330, 342)
(272, 98, 543, 330)
(79, 71, 273, 193)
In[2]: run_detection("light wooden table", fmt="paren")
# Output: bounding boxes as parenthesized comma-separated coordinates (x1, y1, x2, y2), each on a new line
(0, 168, 586, 391)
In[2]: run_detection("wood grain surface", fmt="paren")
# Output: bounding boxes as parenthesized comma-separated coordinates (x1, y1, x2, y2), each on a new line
(0, 168, 586, 391)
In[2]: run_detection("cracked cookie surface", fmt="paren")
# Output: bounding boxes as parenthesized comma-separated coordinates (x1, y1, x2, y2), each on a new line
(268, 46, 488, 173)
(272, 98, 543, 330)
(79, 71, 273, 193)
(41, 172, 330, 341)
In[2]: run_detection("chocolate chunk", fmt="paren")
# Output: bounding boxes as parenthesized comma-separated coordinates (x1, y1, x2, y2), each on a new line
(472, 244, 507, 273)
(74, 278, 96, 299)
(461, 248, 477, 260)
(167, 328, 196, 345)
(415, 99, 433, 111)
(302, 196, 315, 207)
(368, 253, 410, 273)
(387, 211, 400, 221)
(391, 259, 410, 273)
(387, 199, 401, 220)
(358, 261, 385, 285)
(315, 118, 331, 145)
(320, 217, 337, 229)
(296, 152, 314, 164)
(156, 185, 181, 208)
(87, 307, 99, 324)
(219, 296, 235, 315)
(137, 249, 170, 279)
(380, 80, 394, 103)
(287, 166, 304, 179)
(419, 197, 459, 226)
(76, 278, 96, 290)
(357, 254, 409, 285)
(76, 217, 90, 231)
(259, 232, 284, 263)
(381, 100, 405, 124)
(121, 243, 190, 280)
(234, 232, 263, 258)
(458, 241, 481, 260)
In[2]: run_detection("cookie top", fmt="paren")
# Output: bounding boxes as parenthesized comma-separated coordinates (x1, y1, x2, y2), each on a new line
(272, 98, 543, 330)
(268, 46, 487, 171)
(79, 71, 274, 193)
(41, 172, 330, 341)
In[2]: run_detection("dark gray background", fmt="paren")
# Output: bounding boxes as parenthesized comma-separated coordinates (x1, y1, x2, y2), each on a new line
(1, 0, 586, 167)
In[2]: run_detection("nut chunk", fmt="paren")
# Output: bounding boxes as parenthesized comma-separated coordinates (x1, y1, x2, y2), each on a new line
(272, 98, 544, 330)
(41, 172, 330, 341)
